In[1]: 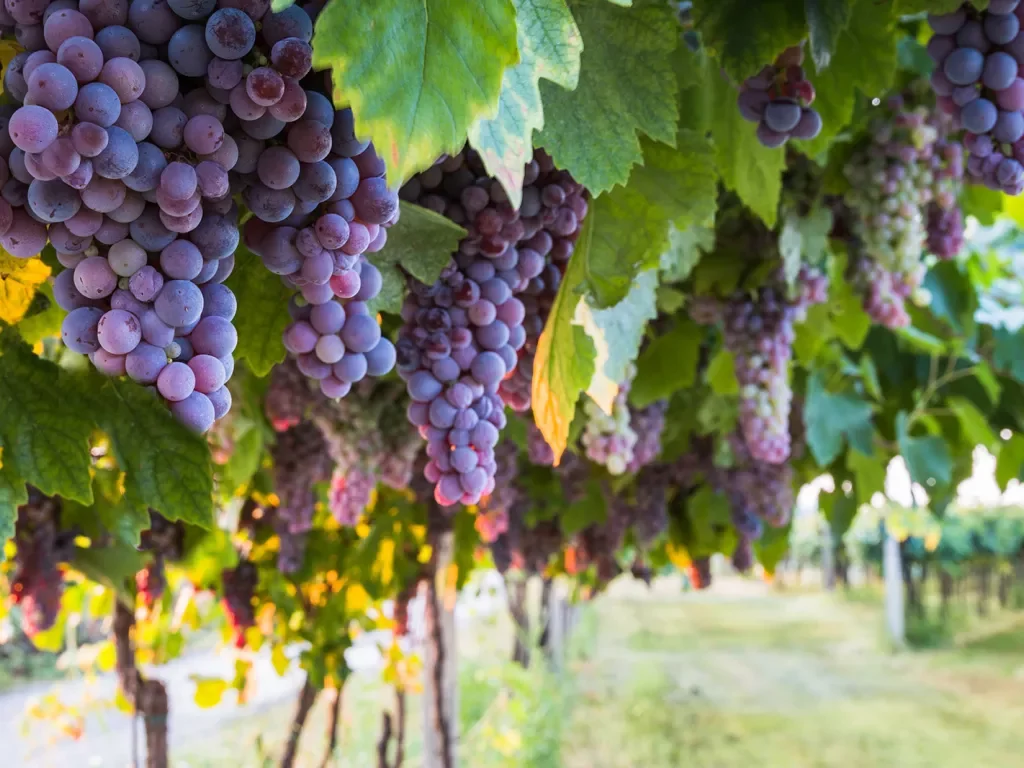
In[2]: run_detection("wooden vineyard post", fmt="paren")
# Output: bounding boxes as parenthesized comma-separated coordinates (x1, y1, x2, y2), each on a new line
(423, 510, 457, 768)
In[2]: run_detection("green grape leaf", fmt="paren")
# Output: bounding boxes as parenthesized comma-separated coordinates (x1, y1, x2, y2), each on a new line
(367, 263, 406, 316)
(804, 372, 874, 466)
(218, 425, 264, 499)
(693, 0, 807, 83)
(847, 446, 886, 505)
(61, 471, 150, 548)
(312, 0, 519, 184)
(947, 396, 996, 448)
(898, 37, 934, 77)
(93, 378, 214, 528)
(469, 0, 582, 207)
(630, 318, 702, 408)
(780, 205, 833, 287)
(375, 202, 466, 286)
(961, 183, 1003, 225)
(993, 328, 1024, 382)
(996, 434, 1024, 490)
(686, 484, 733, 556)
(561, 476, 606, 535)
(224, 247, 291, 377)
(537, 0, 679, 195)
(753, 523, 791, 574)
(15, 282, 65, 346)
(71, 541, 145, 599)
(577, 268, 658, 413)
(801, 0, 898, 157)
(805, 0, 852, 70)
(894, 0, 961, 13)
(897, 411, 952, 487)
(973, 362, 1001, 405)
(894, 325, 947, 355)
(661, 222, 714, 282)
(0, 457, 26, 561)
(821, 489, 857, 537)
(709, 65, 786, 227)
(585, 131, 718, 307)
(532, 213, 597, 464)
(0, 331, 93, 503)
(706, 349, 739, 396)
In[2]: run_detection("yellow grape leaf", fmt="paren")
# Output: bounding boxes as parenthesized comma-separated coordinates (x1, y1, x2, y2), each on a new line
(96, 641, 117, 672)
(0, 252, 50, 324)
(191, 677, 230, 709)
(345, 583, 370, 614)
(271, 644, 290, 676)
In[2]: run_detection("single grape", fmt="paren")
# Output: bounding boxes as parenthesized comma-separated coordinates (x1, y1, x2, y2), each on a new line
(171, 391, 216, 432)
(61, 306, 104, 353)
(157, 361, 196, 402)
(97, 308, 142, 355)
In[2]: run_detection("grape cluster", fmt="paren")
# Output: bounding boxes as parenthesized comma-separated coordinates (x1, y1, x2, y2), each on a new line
(313, 378, 422, 525)
(581, 368, 638, 476)
(625, 400, 668, 474)
(270, 420, 332, 570)
(221, 559, 257, 648)
(928, 2, 1024, 194)
(691, 267, 828, 465)
(135, 560, 164, 611)
(497, 152, 586, 413)
(10, 490, 71, 638)
(397, 150, 537, 507)
(737, 45, 823, 147)
(526, 421, 555, 466)
(731, 537, 754, 573)
(844, 97, 964, 326)
(475, 439, 519, 543)
(263, 356, 315, 432)
(246, 126, 399, 400)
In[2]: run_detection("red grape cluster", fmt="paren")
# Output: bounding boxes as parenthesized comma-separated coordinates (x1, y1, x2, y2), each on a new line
(737, 45, 823, 147)
(928, 2, 1024, 194)
(581, 369, 638, 475)
(221, 559, 257, 648)
(270, 421, 332, 570)
(10, 490, 70, 638)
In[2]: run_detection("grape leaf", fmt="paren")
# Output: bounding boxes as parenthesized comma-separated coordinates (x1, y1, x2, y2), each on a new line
(708, 63, 786, 227)
(801, 0, 898, 157)
(224, 247, 291, 377)
(630, 318, 702, 408)
(532, 213, 597, 464)
(576, 268, 658, 413)
(93, 378, 214, 529)
(706, 349, 739, 396)
(693, 0, 807, 83)
(560, 476, 606, 535)
(996, 434, 1024, 490)
(367, 263, 406, 315)
(847, 447, 886, 505)
(897, 411, 952, 487)
(312, 0, 519, 184)
(537, 0, 680, 195)
(585, 130, 718, 307)
(0, 454, 26, 561)
(470, 0, 582, 207)
(0, 331, 94, 503)
(894, 0, 961, 12)
(61, 471, 150, 548)
(947, 397, 996, 448)
(0, 252, 51, 324)
(804, 372, 874, 466)
(374, 202, 466, 286)
(804, 0, 852, 70)
(14, 283, 65, 345)
(662, 223, 714, 282)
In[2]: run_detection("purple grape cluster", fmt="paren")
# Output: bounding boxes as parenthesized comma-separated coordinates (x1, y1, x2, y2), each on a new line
(244, 127, 399, 399)
(270, 421, 332, 570)
(10, 490, 71, 638)
(691, 267, 828, 465)
(475, 439, 518, 543)
(928, 2, 1024, 193)
(737, 45, 823, 147)
(220, 559, 257, 648)
(927, 117, 967, 260)
(312, 377, 422, 525)
(625, 400, 668, 474)
(852, 255, 913, 328)
(526, 421, 555, 466)
(0, 1, 302, 431)
(397, 149, 546, 507)
(497, 153, 586, 413)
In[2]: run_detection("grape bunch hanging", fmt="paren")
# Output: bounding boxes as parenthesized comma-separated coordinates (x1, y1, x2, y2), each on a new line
(928, 2, 1024, 193)
(0, 0, 395, 433)
(690, 267, 828, 465)
(843, 97, 965, 328)
(737, 45, 823, 147)
(397, 149, 587, 507)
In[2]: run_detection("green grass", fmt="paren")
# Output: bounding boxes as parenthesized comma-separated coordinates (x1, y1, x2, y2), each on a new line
(174, 577, 1024, 767)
